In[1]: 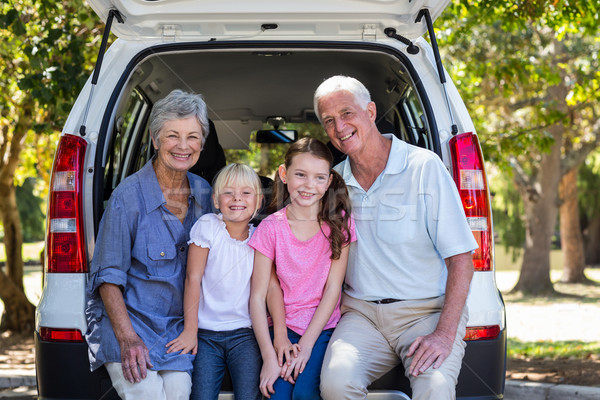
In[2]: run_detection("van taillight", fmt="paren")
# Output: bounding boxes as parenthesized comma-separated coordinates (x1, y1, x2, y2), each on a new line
(449, 132, 493, 271)
(46, 134, 87, 273)
(40, 327, 84, 342)
(464, 325, 500, 341)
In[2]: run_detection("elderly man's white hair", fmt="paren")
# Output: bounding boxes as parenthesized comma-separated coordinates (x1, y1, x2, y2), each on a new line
(313, 75, 372, 122)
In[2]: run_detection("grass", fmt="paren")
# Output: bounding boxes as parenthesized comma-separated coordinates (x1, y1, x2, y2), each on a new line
(508, 338, 600, 360)
(0, 241, 45, 263)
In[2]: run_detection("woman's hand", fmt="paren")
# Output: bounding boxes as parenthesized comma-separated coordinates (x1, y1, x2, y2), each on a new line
(118, 333, 154, 383)
(259, 356, 281, 399)
(166, 329, 198, 355)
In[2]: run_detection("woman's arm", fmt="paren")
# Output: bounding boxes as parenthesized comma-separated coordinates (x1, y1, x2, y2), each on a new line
(250, 251, 281, 399)
(166, 244, 209, 355)
(100, 283, 153, 383)
(284, 244, 349, 380)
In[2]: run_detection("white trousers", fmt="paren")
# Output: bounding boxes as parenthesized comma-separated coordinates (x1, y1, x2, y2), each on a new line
(105, 362, 192, 400)
(320, 294, 468, 400)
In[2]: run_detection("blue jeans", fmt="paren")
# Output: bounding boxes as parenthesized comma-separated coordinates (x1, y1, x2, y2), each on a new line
(190, 327, 261, 400)
(270, 328, 333, 400)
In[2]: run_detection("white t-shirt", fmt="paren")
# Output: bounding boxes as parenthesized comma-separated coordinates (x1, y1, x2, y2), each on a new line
(188, 213, 256, 331)
(335, 134, 478, 301)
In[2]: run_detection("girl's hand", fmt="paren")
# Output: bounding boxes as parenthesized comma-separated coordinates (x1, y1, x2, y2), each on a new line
(273, 334, 301, 368)
(166, 330, 198, 355)
(283, 344, 313, 382)
(259, 357, 281, 399)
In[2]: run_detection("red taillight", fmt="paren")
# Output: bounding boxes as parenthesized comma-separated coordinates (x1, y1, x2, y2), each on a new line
(464, 325, 501, 341)
(40, 327, 84, 342)
(449, 132, 493, 271)
(46, 134, 87, 273)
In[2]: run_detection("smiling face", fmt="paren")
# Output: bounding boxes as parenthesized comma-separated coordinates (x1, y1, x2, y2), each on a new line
(279, 152, 332, 210)
(318, 90, 378, 158)
(152, 116, 203, 174)
(214, 184, 259, 224)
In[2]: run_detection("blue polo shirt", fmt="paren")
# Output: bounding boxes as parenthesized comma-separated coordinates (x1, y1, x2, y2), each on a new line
(85, 160, 212, 374)
(335, 134, 478, 301)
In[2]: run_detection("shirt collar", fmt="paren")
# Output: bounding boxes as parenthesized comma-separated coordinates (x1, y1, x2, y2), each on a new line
(138, 160, 200, 214)
(337, 133, 408, 187)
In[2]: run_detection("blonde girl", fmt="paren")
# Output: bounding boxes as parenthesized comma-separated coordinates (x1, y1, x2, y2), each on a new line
(167, 163, 263, 400)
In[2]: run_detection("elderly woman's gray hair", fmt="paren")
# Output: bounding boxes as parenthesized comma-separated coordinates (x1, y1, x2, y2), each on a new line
(149, 89, 209, 146)
(313, 75, 372, 122)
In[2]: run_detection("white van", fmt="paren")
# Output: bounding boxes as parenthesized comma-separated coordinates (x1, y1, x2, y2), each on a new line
(35, 1, 506, 399)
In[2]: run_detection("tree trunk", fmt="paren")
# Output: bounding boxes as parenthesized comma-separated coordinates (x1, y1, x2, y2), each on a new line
(0, 269, 35, 333)
(0, 97, 35, 332)
(558, 168, 590, 282)
(583, 214, 600, 266)
(0, 183, 25, 292)
(512, 127, 563, 295)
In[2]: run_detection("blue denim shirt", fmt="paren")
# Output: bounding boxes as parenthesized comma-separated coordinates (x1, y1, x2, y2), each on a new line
(85, 160, 212, 374)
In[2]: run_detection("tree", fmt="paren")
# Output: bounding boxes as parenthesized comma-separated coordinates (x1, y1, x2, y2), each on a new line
(578, 152, 600, 266)
(438, 0, 600, 294)
(0, 0, 101, 332)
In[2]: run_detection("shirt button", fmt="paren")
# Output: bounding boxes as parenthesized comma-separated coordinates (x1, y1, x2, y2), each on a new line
(180, 246, 185, 252)
(160, 251, 165, 257)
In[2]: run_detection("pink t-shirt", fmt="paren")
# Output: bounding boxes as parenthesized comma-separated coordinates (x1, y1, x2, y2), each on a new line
(249, 206, 356, 335)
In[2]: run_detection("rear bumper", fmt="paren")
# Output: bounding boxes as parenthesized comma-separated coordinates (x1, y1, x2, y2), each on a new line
(35, 329, 505, 400)
(35, 332, 120, 400)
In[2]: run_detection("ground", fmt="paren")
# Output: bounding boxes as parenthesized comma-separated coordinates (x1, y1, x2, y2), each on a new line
(1, 268, 599, 388)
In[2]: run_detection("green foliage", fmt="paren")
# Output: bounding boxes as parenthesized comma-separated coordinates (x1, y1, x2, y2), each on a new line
(438, 1, 600, 255)
(1, 0, 102, 184)
(578, 151, 600, 222)
(488, 167, 525, 258)
(16, 178, 46, 242)
(508, 338, 600, 360)
(225, 122, 329, 178)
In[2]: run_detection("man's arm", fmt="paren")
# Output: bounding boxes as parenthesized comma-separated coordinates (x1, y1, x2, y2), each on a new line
(406, 251, 473, 376)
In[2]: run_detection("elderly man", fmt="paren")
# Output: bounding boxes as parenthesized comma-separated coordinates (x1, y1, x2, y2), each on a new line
(315, 75, 478, 400)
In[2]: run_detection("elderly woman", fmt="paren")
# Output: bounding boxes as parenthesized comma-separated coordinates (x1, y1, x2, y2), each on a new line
(85, 90, 213, 400)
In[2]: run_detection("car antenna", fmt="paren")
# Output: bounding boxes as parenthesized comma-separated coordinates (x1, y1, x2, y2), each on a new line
(416, 8, 458, 135)
(79, 9, 125, 137)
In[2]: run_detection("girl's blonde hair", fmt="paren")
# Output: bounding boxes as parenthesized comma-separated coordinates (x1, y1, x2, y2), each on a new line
(212, 163, 263, 220)
(269, 137, 352, 260)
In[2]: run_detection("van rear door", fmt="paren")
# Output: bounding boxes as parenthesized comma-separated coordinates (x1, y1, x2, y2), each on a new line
(87, 0, 450, 40)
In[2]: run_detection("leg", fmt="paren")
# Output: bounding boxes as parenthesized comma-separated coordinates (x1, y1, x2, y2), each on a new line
(105, 362, 167, 400)
(190, 330, 227, 400)
(160, 370, 192, 400)
(387, 297, 468, 400)
(320, 295, 400, 400)
(226, 328, 262, 400)
(292, 329, 332, 400)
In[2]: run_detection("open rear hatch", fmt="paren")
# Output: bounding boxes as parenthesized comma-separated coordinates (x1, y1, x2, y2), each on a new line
(88, 0, 450, 40)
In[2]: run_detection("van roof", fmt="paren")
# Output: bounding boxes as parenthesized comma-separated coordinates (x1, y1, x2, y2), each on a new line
(88, 0, 450, 41)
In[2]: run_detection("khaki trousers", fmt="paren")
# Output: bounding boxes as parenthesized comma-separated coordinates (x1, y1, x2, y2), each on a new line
(320, 294, 468, 400)
(105, 362, 192, 400)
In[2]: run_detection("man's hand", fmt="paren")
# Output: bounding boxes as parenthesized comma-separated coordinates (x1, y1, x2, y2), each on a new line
(406, 329, 454, 377)
(119, 334, 154, 383)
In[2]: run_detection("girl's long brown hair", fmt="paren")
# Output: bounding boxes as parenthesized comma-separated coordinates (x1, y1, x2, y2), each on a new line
(269, 137, 352, 260)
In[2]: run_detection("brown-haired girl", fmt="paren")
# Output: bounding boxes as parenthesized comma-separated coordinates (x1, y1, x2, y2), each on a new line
(249, 137, 355, 399)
